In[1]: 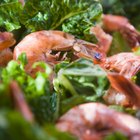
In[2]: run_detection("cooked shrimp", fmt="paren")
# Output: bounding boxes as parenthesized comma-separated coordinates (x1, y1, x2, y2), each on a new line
(0, 32, 16, 51)
(103, 87, 131, 107)
(0, 48, 13, 66)
(103, 52, 140, 79)
(108, 73, 140, 108)
(103, 14, 140, 48)
(14, 30, 105, 72)
(90, 26, 112, 53)
(56, 103, 140, 140)
(0, 32, 15, 66)
(102, 53, 140, 106)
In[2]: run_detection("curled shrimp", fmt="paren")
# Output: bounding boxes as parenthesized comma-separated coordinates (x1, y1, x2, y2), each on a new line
(101, 52, 140, 106)
(0, 31, 16, 51)
(13, 30, 105, 72)
(103, 14, 140, 48)
(103, 52, 140, 79)
(90, 26, 112, 54)
(0, 32, 16, 66)
(0, 48, 13, 67)
(56, 103, 140, 140)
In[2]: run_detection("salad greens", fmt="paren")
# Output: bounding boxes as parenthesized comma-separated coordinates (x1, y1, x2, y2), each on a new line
(0, 0, 23, 31)
(0, 0, 140, 139)
(104, 132, 128, 140)
(0, 110, 75, 140)
(54, 58, 109, 114)
(0, 54, 110, 139)
(0, 53, 59, 124)
(0, 0, 102, 41)
(108, 32, 131, 56)
(0, 55, 110, 121)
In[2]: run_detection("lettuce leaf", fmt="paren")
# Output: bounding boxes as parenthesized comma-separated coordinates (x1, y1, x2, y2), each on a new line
(0, 0, 23, 31)
(0, 0, 102, 41)
(54, 58, 110, 114)
(0, 53, 59, 124)
(108, 32, 131, 56)
(20, 0, 102, 40)
(104, 132, 128, 140)
(0, 110, 75, 140)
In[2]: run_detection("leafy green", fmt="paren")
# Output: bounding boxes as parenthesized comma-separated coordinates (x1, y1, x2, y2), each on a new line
(54, 58, 110, 114)
(0, 53, 59, 124)
(0, 0, 23, 31)
(0, 111, 51, 140)
(0, 0, 102, 41)
(0, 84, 12, 109)
(0, 0, 19, 4)
(61, 2, 102, 39)
(108, 32, 131, 56)
(104, 132, 128, 140)
(20, 0, 102, 40)
(133, 47, 140, 56)
(0, 110, 75, 140)
(109, 105, 137, 116)
(44, 125, 76, 140)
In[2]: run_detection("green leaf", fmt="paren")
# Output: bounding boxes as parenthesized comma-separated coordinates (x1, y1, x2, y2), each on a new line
(32, 62, 52, 78)
(133, 47, 140, 56)
(28, 93, 59, 124)
(0, 1, 23, 31)
(20, 0, 102, 41)
(18, 52, 28, 67)
(54, 58, 110, 114)
(0, 53, 59, 123)
(109, 105, 137, 116)
(0, 110, 49, 140)
(62, 2, 102, 39)
(108, 32, 131, 56)
(44, 124, 76, 140)
(104, 132, 128, 140)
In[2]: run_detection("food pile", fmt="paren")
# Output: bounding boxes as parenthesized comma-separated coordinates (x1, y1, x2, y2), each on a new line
(0, 0, 140, 139)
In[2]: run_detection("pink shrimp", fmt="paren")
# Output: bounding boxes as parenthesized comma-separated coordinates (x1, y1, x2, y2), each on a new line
(108, 73, 140, 108)
(0, 32, 16, 66)
(56, 103, 140, 140)
(103, 52, 140, 79)
(0, 31, 16, 51)
(103, 14, 140, 48)
(13, 30, 105, 73)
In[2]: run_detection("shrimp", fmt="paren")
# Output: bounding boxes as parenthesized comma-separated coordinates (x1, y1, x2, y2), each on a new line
(0, 48, 13, 67)
(0, 32, 16, 66)
(56, 103, 140, 140)
(103, 14, 140, 48)
(0, 32, 16, 51)
(103, 87, 131, 107)
(103, 52, 140, 79)
(108, 73, 140, 108)
(102, 53, 140, 106)
(90, 26, 112, 54)
(13, 30, 105, 72)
